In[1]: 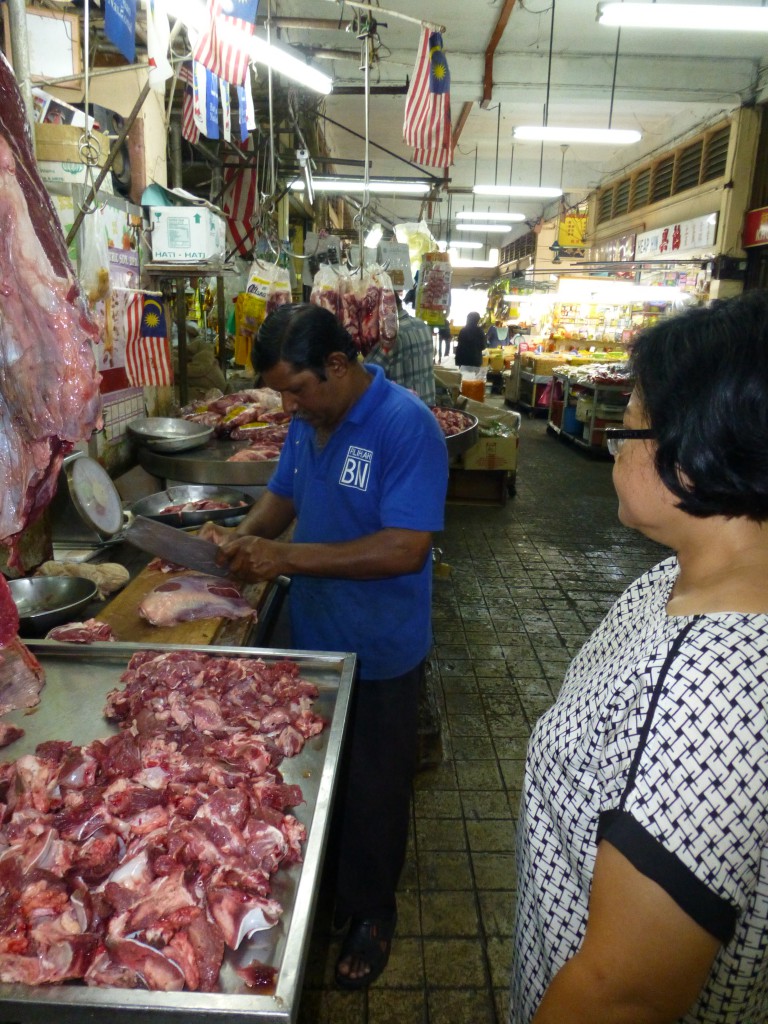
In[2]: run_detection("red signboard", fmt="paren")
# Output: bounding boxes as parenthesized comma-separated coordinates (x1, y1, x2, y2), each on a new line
(743, 206, 768, 248)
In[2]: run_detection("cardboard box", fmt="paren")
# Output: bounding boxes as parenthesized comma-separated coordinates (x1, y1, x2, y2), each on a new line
(35, 123, 110, 164)
(149, 206, 226, 262)
(38, 160, 114, 196)
(455, 397, 520, 472)
(447, 468, 508, 506)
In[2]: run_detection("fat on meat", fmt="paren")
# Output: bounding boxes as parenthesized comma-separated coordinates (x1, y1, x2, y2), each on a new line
(139, 576, 256, 627)
(0, 637, 44, 721)
(0, 55, 102, 564)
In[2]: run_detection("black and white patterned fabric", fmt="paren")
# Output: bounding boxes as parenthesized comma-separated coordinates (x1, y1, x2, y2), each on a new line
(509, 556, 768, 1024)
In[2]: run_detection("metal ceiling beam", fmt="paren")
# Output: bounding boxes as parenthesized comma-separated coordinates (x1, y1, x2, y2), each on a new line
(481, 0, 518, 109)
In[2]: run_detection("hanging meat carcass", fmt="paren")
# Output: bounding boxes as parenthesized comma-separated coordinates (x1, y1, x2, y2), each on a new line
(0, 54, 102, 567)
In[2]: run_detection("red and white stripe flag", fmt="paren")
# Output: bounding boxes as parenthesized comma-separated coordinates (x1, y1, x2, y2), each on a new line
(192, 0, 259, 87)
(403, 28, 453, 169)
(223, 135, 259, 255)
(178, 62, 200, 144)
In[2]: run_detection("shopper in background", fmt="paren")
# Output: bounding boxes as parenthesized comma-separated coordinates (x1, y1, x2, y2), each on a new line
(365, 291, 436, 404)
(200, 302, 449, 991)
(510, 290, 768, 1024)
(454, 310, 486, 370)
(486, 318, 509, 347)
(437, 318, 453, 361)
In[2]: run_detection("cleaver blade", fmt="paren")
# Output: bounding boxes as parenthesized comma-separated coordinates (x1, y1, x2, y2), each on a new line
(123, 516, 231, 578)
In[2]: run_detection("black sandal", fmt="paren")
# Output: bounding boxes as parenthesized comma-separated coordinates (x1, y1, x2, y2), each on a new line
(334, 913, 397, 990)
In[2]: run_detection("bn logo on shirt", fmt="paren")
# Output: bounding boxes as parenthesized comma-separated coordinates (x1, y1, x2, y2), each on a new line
(340, 446, 373, 491)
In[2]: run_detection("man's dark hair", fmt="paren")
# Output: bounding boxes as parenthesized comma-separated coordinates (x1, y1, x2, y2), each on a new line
(252, 303, 359, 378)
(630, 289, 768, 521)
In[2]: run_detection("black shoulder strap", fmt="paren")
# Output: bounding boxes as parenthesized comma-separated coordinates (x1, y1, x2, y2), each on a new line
(618, 617, 701, 812)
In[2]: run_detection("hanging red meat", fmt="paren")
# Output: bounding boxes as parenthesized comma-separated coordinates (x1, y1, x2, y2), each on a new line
(0, 54, 102, 567)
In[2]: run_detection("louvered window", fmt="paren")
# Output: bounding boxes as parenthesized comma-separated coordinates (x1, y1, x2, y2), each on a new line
(597, 188, 614, 224)
(630, 167, 651, 210)
(702, 126, 730, 181)
(674, 140, 703, 193)
(651, 156, 675, 203)
(613, 178, 631, 216)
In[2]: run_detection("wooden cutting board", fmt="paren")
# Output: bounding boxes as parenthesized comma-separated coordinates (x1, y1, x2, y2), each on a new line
(96, 566, 266, 647)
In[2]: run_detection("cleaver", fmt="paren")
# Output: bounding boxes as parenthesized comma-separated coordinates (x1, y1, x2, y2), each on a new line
(123, 516, 231, 578)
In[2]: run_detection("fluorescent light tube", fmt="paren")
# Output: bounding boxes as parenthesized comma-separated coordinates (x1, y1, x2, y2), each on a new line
(456, 211, 526, 222)
(513, 126, 641, 145)
(456, 223, 515, 233)
(437, 240, 483, 249)
(473, 184, 563, 199)
(250, 36, 333, 94)
(597, 2, 768, 31)
(290, 179, 431, 195)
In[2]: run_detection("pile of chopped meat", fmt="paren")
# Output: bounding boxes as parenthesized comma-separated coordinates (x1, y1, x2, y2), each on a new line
(158, 498, 248, 515)
(431, 407, 475, 436)
(310, 264, 397, 356)
(0, 55, 102, 568)
(0, 649, 326, 990)
(181, 389, 287, 437)
(226, 423, 289, 462)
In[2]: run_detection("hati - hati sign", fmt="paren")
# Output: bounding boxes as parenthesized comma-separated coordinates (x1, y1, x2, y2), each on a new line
(636, 214, 717, 259)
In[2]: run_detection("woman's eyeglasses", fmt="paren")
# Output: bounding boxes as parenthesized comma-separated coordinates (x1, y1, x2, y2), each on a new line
(605, 428, 656, 457)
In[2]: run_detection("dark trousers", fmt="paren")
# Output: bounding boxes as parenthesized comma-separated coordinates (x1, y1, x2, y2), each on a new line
(331, 661, 423, 920)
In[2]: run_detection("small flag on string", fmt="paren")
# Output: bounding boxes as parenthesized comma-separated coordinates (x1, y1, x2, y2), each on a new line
(192, 60, 220, 140)
(146, 0, 173, 93)
(403, 27, 453, 169)
(178, 63, 200, 144)
(236, 73, 256, 142)
(193, 0, 259, 87)
(219, 78, 232, 143)
(223, 135, 259, 255)
(105, 0, 137, 64)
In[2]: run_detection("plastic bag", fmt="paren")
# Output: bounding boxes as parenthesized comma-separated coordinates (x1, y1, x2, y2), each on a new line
(79, 213, 110, 304)
(309, 263, 340, 316)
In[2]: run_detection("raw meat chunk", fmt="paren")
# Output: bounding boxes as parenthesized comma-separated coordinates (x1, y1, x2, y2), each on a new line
(139, 576, 256, 627)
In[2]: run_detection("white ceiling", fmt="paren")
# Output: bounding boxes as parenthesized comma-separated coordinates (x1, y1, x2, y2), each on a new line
(271, 0, 768, 242)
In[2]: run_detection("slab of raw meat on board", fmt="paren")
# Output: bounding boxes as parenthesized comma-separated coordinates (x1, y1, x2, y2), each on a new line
(0, 53, 102, 566)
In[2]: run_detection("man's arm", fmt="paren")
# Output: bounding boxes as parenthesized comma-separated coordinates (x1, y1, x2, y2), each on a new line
(531, 840, 721, 1024)
(219, 527, 433, 583)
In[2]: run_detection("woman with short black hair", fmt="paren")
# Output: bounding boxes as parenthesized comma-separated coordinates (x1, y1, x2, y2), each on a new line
(510, 290, 768, 1024)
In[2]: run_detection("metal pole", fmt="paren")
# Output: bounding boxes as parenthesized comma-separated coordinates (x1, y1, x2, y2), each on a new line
(170, 119, 183, 189)
(176, 282, 189, 407)
(7, 0, 35, 143)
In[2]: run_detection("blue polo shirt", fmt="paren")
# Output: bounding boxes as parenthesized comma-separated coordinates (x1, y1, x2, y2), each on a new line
(268, 364, 448, 679)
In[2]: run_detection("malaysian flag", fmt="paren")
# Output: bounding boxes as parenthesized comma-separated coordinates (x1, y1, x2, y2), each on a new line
(122, 292, 173, 387)
(403, 28, 453, 169)
(223, 135, 259, 255)
(178, 62, 200, 144)
(192, 0, 259, 87)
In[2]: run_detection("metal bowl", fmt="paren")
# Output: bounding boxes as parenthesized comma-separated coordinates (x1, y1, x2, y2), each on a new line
(127, 417, 213, 453)
(129, 485, 254, 527)
(8, 577, 98, 635)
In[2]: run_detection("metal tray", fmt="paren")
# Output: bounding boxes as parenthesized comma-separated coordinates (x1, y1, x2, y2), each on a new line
(0, 641, 355, 1024)
(127, 418, 214, 453)
(138, 440, 278, 487)
(129, 485, 255, 527)
(444, 412, 479, 459)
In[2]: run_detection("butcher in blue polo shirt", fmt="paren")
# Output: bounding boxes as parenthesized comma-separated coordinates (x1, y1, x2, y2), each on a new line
(200, 302, 448, 990)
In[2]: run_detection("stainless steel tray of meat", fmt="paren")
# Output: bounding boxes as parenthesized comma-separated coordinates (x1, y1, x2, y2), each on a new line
(138, 440, 277, 487)
(443, 412, 479, 459)
(128, 485, 255, 527)
(127, 418, 214, 453)
(0, 641, 356, 1024)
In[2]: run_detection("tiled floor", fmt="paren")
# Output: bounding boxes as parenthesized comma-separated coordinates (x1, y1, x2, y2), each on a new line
(298, 404, 665, 1024)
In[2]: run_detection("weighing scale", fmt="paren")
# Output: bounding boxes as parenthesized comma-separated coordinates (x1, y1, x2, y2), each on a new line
(48, 452, 126, 560)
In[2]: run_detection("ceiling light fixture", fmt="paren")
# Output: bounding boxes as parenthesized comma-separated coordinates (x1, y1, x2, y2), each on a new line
(437, 240, 483, 249)
(597, 2, 768, 31)
(290, 178, 431, 195)
(250, 35, 333, 94)
(456, 223, 514, 233)
(473, 184, 563, 199)
(456, 211, 526, 222)
(513, 126, 641, 145)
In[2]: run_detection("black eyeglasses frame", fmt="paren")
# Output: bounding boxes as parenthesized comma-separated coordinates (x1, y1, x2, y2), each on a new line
(604, 427, 656, 457)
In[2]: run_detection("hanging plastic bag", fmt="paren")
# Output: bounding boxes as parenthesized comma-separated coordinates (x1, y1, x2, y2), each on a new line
(265, 263, 292, 316)
(310, 263, 341, 317)
(79, 213, 111, 304)
(338, 270, 362, 350)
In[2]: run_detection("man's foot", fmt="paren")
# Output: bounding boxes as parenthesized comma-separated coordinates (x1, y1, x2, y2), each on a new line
(334, 913, 397, 990)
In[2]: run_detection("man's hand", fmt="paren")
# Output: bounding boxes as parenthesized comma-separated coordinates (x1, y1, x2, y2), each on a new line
(219, 536, 292, 582)
(198, 522, 237, 545)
